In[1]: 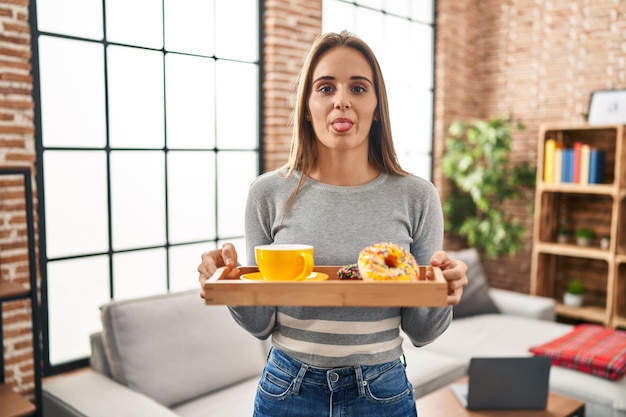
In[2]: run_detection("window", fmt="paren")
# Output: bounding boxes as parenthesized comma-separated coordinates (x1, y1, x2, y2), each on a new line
(322, 0, 435, 180)
(32, 0, 261, 373)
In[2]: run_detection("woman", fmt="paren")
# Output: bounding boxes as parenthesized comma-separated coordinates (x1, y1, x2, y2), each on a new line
(198, 31, 468, 417)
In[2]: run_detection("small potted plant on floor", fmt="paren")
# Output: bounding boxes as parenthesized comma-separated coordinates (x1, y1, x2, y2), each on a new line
(575, 227, 595, 246)
(563, 278, 584, 307)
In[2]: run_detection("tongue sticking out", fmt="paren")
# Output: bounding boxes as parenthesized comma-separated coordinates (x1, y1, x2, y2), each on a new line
(332, 121, 353, 132)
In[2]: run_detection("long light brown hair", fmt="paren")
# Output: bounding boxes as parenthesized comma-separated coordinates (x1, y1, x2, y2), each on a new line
(280, 31, 408, 221)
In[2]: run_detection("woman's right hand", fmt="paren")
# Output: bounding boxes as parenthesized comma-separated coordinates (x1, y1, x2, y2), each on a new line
(198, 243, 240, 298)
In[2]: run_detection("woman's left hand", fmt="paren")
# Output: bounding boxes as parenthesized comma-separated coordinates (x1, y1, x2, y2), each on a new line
(427, 250, 468, 306)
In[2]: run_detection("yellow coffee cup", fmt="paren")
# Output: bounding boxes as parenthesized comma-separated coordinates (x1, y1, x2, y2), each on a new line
(255, 244, 315, 281)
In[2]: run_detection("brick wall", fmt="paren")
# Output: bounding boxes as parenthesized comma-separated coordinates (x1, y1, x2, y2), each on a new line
(263, 0, 322, 171)
(2, 0, 626, 396)
(0, 0, 36, 399)
(433, 0, 626, 291)
(433, 0, 482, 255)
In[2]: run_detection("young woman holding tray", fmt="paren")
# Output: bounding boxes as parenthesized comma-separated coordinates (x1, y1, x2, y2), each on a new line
(198, 30, 468, 417)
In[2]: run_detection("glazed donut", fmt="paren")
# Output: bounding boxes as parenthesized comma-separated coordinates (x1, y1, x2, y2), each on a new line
(357, 242, 419, 281)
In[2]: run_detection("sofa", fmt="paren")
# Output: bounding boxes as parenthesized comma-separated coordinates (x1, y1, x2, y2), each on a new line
(43, 248, 626, 417)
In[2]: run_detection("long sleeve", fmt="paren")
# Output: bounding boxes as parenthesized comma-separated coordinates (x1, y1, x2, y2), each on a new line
(401, 182, 453, 346)
(227, 306, 276, 340)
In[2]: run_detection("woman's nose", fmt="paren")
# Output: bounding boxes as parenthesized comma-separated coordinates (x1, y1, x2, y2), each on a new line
(334, 100, 351, 109)
(334, 91, 351, 109)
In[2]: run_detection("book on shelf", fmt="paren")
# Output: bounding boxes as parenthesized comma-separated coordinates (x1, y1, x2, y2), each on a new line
(543, 140, 606, 185)
(572, 142, 582, 183)
(579, 144, 590, 185)
(544, 139, 556, 183)
(554, 146, 563, 184)
(589, 149, 606, 184)
(562, 148, 573, 183)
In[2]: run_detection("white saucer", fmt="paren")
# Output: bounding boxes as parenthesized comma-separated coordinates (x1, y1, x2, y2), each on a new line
(240, 272, 329, 282)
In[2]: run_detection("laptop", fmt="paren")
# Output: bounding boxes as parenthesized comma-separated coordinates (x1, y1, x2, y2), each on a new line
(451, 357, 552, 410)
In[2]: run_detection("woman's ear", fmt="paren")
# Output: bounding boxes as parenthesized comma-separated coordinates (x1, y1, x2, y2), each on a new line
(373, 110, 379, 121)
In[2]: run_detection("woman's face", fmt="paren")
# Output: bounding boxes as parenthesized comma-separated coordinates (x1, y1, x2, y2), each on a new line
(307, 46, 378, 154)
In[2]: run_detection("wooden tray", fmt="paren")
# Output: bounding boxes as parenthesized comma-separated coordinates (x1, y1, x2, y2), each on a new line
(203, 265, 448, 307)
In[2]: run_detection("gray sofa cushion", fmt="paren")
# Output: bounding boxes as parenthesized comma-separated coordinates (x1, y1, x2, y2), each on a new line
(90, 332, 110, 377)
(424, 313, 573, 359)
(100, 290, 267, 407)
(447, 248, 499, 318)
(171, 377, 259, 417)
(43, 370, 180, 417)
(401, 336, 467, 399)
(489, 288, 555, 321)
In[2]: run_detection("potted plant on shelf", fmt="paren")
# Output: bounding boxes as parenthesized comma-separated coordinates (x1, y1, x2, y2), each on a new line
(557, 225, 569, 243)
(563, 278, 584, 307)
(575, 227, 595, 246)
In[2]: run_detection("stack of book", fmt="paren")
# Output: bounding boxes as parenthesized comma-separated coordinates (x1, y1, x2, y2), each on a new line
(543, 139, 606, 184)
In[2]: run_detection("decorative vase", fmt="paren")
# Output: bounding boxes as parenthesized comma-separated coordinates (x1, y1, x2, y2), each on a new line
(576, 237, 591, 246)
(600, 237, 610, 250)
(563, 292, 583, 307)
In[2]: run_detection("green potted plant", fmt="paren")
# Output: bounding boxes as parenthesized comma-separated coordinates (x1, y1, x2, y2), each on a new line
(575, 227, 595, 246)
(563, 278, 583, 307)
(557, 225, 569, 243)
(441, 114, 536, 259)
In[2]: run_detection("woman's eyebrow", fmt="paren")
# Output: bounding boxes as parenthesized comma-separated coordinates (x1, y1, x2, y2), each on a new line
(312, 75, 373, 85)
(351, 75, 373, 85)
(312, 75, 335, 84)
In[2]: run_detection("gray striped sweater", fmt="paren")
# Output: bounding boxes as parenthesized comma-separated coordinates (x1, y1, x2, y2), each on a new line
(228, 169, 452, 368)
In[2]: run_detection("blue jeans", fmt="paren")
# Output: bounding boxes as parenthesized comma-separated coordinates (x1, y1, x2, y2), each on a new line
(253, 348, 418, 417)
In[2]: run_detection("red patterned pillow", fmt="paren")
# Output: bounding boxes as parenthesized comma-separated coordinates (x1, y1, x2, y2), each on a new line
(529, 324, 626, 380)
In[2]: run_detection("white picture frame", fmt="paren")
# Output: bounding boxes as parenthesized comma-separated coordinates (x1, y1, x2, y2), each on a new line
(588, 89, 626, 125)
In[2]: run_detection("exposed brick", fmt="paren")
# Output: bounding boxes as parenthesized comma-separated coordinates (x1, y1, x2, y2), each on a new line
(5, 152, 36, 162)
(0, 99, 32, 109)
(0, 138, 24, 147)
(1, 21, 29, 34)
(0, 124, 33, 134)
(0, 0, 28, 6)
(0, 33, 30, 45)
(0, 72, 32, 82)
(0, 45, 30, 60)
(0, 85, 31, 95)
(263, 0, 321, 171)
(0, 0, 36, 401)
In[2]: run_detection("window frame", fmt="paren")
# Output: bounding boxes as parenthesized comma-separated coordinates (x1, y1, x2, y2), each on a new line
(29, 1, 264, 376)
(322, 0, 437, 181)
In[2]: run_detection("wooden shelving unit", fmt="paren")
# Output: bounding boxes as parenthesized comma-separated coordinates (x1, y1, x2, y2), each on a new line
(614, 255, 626, 328)
(531, 123, 626, 328)
(0, 378, 36, 417)
(0, 168, 41, 416)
